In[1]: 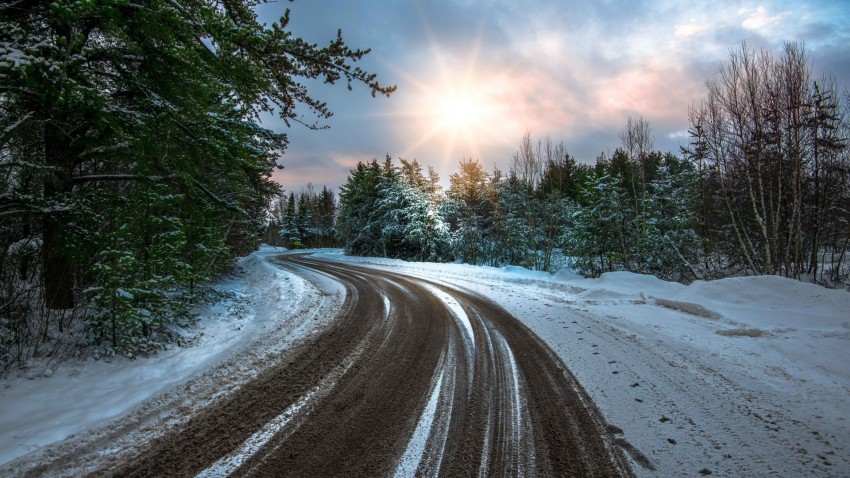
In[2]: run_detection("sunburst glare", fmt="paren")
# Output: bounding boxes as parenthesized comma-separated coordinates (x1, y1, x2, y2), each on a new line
(381, 15, 523, 168)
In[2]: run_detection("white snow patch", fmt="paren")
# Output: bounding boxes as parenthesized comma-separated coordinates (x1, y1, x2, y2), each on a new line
(421, 283, 474, 348)
(197, 390, 315, 478)
(0, 245, 335, 467)
(394, 362, 446, 478)
(498, 330, 523, 436)
(382, 293, 392, 320)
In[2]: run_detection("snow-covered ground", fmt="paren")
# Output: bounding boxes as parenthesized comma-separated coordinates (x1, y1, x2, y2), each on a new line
(2, 247, 848, 476)
(312, 251, 850, 477)
(0, 246, 341, 468)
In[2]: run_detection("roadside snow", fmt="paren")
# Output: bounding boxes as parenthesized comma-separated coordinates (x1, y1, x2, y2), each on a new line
(313, 251, 850, 477)
(0, 245, 335, 468)
(3, 247, 848, 477)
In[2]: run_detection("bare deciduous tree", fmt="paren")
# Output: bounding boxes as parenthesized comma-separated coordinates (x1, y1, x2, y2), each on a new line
(688, 41, 849, 282)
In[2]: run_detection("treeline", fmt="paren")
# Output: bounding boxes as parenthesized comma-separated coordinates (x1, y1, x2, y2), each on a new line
(264, 185, 341, 249)
(689, 43, 849, 281)
(337, 137, 701, 280)
(0, 1, 392, 368)
(337, 43, 850, 286)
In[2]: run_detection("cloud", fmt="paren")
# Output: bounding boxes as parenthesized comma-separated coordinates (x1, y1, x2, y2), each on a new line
(256, 0, 850, 190)
(272, 151, 374, 193)
(739, 5, 791, 32)
(675, 21, 711, 38)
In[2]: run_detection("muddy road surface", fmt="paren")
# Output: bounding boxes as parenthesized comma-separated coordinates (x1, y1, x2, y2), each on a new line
(40, 255, 632, 477)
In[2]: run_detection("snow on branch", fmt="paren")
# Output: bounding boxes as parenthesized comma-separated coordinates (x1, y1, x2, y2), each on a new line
(0, 111, 33, 147)
(71, 173, 246, 214)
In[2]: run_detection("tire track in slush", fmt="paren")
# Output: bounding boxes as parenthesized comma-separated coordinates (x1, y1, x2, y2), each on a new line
(105, 255, 630, 477)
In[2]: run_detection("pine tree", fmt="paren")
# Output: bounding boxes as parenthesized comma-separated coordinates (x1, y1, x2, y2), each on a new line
(337, 157, 450, 261)
(0, 1, 394, 358)
(565, 173, 629, 276)
(337, 160, 384, 256)
(315, 186, 338, 247)
(279, 192, 300, 247)
(446, 158, 493, 265)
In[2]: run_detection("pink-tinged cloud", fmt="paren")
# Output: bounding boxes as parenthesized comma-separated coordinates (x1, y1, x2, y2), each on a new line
(259, 0, 850, 191)
(273, 152, 372, 192)
(739, 6, 791, 31)
(591, 59, 704, 125)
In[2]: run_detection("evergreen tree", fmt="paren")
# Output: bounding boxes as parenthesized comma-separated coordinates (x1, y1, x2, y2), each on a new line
(337, 157, 450, 261)
(639, 158, 702, 281)
(564, 173, 629, 276)
(0, 1, 394, 358)
(279, 192, 300, 247)
(315, 186, 338, 248)
(296, 193, 313, 247)
(445, 158, 493, 264)
(337, 160, 384, 256)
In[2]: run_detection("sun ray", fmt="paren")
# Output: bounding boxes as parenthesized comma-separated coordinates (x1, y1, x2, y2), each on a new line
(379, 10, 526, 167)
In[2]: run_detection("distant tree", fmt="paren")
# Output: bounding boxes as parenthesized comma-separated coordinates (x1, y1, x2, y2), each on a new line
(337, 157, 450, 261)
(278, 192, 299, 247)
(540, 150, 581, 200)
(375, 169, 451, 261)
(565, 173, 629, 276)
(618, 116, 655, 212)
(315, 186, 339, 248)
(640, 157, 702, 281)
(296, 191, 313, 246)
(511, 132, 544, 190)
(688, 41, 849, 282)
(446, 158, 493, 264)
(426, 165, 443, 203)
(337, 160, 385, 256)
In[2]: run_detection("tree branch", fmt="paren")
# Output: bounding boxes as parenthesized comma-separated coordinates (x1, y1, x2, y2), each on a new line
(71, 173, 246, 214)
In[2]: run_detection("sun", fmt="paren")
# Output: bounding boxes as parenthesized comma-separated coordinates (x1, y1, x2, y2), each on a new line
(433, 88, 489, 132)
(379, 17, 523, 164)
(432, 91, 487, 131)
(393, 68, 515, 162)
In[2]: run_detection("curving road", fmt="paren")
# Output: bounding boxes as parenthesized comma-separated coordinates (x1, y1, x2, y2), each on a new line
(105, 254, 632, 477)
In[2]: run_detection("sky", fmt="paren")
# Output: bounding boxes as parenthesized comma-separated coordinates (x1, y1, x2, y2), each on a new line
(255, 0, 850, 193)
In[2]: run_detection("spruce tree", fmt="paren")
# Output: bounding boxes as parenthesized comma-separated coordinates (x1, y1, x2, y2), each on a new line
(0, 1, 394, 355)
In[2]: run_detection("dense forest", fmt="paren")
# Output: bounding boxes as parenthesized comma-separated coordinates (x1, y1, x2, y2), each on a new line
(333, 43, 850, 287)
(0, 1, 392, 371)
(264, 184, 341, 249)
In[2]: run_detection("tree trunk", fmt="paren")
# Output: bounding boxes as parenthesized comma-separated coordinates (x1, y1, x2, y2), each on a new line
(42, 122, 75, 309)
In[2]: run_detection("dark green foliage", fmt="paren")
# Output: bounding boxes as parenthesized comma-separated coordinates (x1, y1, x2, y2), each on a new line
(565, 150, 703, 281)
(337, 160, 384, 255)
(268, 185, 339, 249)
(332, 134, 706, 280)
(86, 185, 229, 353)
(0, 1, 393, 361)
(337, 156, 451, 261)
(444, 158, 494, 265)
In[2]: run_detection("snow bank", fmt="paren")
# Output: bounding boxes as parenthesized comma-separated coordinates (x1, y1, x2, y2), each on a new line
(583, 271, 684, 296)
(0, 245, 322, 466)
(656, 275, 850, 331)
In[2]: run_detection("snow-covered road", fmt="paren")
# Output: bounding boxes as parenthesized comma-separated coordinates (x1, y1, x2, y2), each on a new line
(319, 252, 850, 477)
(1, 247, 849, 476)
